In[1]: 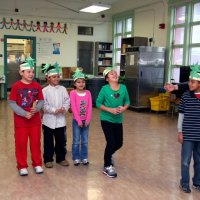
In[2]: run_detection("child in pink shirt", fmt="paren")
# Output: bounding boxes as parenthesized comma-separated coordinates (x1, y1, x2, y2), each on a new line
(70, 69, 92, 166)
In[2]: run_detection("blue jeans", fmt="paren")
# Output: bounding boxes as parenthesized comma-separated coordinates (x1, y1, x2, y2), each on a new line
(72, 119, 89, 160)
(181, 141, 200, 186)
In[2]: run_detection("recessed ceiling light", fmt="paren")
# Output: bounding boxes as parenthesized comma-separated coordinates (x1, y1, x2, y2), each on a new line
(80, 3, 111, 13)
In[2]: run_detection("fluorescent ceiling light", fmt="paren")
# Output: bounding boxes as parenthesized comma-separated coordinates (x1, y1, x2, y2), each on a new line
(80, 3, 111, 13)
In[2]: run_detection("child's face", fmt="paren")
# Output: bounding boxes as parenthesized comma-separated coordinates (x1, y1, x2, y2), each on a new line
(48, 74, 60, 86)
(106, 70, 118, 82)
(188, 79, 200, 91)
(74, 78, 86, 90)
(20, 69, 34, 82)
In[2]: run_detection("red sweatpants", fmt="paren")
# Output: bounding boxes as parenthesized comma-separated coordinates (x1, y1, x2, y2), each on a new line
(14, 126, 42, 169)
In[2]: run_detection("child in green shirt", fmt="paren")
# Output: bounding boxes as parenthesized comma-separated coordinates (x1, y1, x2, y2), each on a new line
(96, 67, 130, 178)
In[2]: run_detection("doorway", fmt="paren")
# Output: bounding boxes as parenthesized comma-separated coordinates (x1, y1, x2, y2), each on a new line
(4, 35, 36, 99)
(77, 41, 94, 74)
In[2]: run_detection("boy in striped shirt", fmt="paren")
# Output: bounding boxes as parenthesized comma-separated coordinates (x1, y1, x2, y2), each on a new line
(178, 64, 200, 193)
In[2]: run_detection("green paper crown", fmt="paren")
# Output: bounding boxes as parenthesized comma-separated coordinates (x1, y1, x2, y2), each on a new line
(103, 67, 113, 77)
(73, 68, 85, 81)
(189, 63, 200, 81)
(43, 62, 62, 77)
(41, 63, 50, 75)
(20, 57, 35, 71)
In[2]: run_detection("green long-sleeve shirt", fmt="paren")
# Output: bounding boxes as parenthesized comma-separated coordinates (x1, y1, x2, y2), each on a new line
(96, 84, 130, 123)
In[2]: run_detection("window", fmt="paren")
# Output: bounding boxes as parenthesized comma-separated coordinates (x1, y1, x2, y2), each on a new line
(174, 27, 184, 45)
(168, 1, 200, 82)
(171, 5, 186, 65)
(190, 47, 200, 64)
(113, 12, 133, 73)
(125, 18, 132, 33)
(78, 26, 93, 35)
(193, 2, 200, 21)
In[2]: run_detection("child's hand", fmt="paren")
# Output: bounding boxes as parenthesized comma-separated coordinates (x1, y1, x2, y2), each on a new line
(82, 120, 89, 127)
(60, 107, 65, 113)
(30, 100, 38, 115)
(178, 132, 183, 144)
(117, 106, 126, 113)
(164, 83, 178, 92)
(30, 107, 37, 115)
(85, 122, 89, 127)
(25, 112, 32, 119)
(55, 109, 62, 114)
(109, 108, 121, 115)
(55, 108, 64, 114)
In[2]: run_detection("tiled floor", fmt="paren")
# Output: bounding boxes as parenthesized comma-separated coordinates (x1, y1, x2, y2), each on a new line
(0, 100, 199, 200)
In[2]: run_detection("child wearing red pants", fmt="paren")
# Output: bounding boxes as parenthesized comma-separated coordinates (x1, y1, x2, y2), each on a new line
(9, 57, 44, 176)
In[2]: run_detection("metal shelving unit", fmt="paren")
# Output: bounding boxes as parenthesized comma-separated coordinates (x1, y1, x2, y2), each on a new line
(94, 42, 112, 76)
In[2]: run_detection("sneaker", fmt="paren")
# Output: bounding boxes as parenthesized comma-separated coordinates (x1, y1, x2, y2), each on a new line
(179, 184, 191, 193)
(193, 184, 200, 192)
(44, 162, 53, 168)
(34, 166, 44, 174)
(58, 160, 69, 166)
(82, 159, 89, 165)
(103, 165, 117, 178)
(74, 159, 80, 166)
(19, 168, 28, 176)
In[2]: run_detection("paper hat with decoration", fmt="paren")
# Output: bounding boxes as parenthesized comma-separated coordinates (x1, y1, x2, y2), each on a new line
(20, 57, 35, 71)
(41, 63, 50, 75)
(103, 67, 113, 77)
(72, 68, 85, 81)
(189, 63, 200, 81)
(41, 63, 50, 76)
(43, 62, 62, 77)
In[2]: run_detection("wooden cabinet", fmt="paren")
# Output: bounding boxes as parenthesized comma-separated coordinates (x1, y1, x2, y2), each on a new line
(120, 37, 148, 75)
(95, 42, 112, 76)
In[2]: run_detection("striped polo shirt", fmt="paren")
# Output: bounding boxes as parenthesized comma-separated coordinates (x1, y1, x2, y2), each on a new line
(179, 91, 200, 141)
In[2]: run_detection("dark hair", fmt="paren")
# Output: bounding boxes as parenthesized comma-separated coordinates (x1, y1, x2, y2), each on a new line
(19, 61, 26, 68)
(46, 65, 55, 73)
(104, 74, 109, 84)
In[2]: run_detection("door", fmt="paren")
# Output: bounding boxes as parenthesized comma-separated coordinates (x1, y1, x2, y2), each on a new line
(77, 41, 93, 74)
(4, 35, 36, 99)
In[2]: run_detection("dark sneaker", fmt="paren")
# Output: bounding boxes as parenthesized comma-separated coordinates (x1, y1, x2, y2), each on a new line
(193, 184, 200, 192)
(82, 159, 89, 165)
(58, 160, 69, 166)
(44, 162, 53, 168)
(74, 159, 80, 166)
(103, 165, 117, 178)
(179, 184, 191, 193)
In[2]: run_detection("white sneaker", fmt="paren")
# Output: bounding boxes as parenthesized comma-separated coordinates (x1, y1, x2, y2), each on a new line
(82, 159, 89, 165)
(74, 159, 80, 166)
(19, 168, 28, 176)
(34, 166, 44, 174)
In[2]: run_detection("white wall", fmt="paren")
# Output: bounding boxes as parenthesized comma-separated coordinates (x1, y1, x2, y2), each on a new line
(0, 0, 169, 67)
(133, 1, 167, 47)
(0, 15, 112, 69)
(0, 0, 168, 71)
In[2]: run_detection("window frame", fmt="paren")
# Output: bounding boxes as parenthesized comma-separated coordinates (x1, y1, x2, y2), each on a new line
(166, 0, 200, 82)
(112, 11, 134, 69)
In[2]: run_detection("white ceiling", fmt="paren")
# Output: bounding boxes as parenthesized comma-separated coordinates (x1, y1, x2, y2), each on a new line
(0, 0, 162, 23)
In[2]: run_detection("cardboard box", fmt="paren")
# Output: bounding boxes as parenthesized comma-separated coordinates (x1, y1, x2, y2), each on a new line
(62, 67, 71, 78)
(62, 67, 78, 78)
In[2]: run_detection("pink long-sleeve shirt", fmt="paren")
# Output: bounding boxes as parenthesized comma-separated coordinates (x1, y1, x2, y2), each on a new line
(70, 90, 92, 126)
